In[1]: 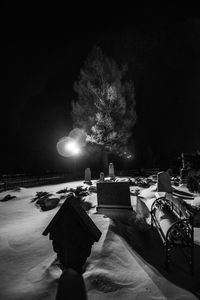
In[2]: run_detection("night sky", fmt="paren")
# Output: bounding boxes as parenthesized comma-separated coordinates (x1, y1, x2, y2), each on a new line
(1, 6, 200, 174)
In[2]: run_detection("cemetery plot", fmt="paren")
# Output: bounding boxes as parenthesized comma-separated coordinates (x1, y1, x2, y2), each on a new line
(96, 182, 133, 214)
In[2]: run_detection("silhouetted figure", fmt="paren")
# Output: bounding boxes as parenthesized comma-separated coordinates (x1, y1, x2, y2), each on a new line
(56, 268, 87, 300)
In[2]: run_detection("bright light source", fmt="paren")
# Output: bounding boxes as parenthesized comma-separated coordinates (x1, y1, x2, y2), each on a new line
(57, 136, 82, 157)
(64, 141, 81, 156)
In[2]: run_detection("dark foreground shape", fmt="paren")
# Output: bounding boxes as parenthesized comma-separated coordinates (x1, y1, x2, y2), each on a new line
(56, 268, 87, 300)
(43, 193, 101, 272)
(42, 193, 101, 297)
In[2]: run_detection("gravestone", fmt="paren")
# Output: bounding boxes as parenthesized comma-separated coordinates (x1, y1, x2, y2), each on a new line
(180, 168, 189, 184)
(157, 171, 173, 193)
(109, 163, 115, 181)
(180, 153, 190, 184)
(42, 194, 101, 273)
(99, 172, 105, 182)
(84, 168, 92, 185)
(96, 182, 132, 214)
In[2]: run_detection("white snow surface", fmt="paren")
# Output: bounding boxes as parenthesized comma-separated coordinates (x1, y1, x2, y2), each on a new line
(0, 179, 200, 299)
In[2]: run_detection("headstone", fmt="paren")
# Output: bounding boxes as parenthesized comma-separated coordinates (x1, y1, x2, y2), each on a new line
(166, 168, 173, 176)
(109, 163, 115, 181)
(43, 194, 101, 273)
(180, 153, 193, 184)
(180, 168, 189, 184)
(84, 168, 92, 185)
(99, 172, 105, 182)
(181, 153, 195, 169)
(157, 171, 173, 193)
(96, 182, 132, 214)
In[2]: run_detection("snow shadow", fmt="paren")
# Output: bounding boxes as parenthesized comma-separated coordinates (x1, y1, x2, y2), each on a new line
(109, 212, 200, 299)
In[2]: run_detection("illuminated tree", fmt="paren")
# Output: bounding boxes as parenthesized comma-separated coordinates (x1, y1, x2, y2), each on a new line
(71, 46, 137, 174)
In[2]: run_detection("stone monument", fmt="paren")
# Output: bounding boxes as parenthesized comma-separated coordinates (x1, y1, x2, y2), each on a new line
(96, 182, 132, 215)
(157, 171, 173, 193)
(84, 168, 92, 185)
(109, 162, 115, 181)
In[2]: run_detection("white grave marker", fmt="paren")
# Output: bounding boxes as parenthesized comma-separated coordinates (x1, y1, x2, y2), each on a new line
(109, 163, 115, 181)
(84, 168, 92, 184)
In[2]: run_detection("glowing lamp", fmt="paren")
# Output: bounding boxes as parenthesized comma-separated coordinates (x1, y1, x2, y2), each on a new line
(57, 136, 81, 157)
(65, 141, 80, 156)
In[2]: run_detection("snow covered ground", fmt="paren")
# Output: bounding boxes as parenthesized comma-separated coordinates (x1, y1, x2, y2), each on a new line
(0, 179, 200, 299)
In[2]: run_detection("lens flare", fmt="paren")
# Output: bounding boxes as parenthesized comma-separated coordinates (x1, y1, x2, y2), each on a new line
(68, 128, 87, 146)
(64, 141, 80, 155)
(57, 136, 81, 157)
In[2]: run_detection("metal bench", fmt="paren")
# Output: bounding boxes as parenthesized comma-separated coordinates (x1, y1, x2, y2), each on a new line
(150, 192, 194, 274)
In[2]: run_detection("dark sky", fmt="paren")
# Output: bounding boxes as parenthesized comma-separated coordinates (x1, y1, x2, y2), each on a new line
(1, 6, 200, 174)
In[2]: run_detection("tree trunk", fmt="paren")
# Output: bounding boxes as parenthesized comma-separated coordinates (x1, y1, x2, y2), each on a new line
(102, 149, 109, 176)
